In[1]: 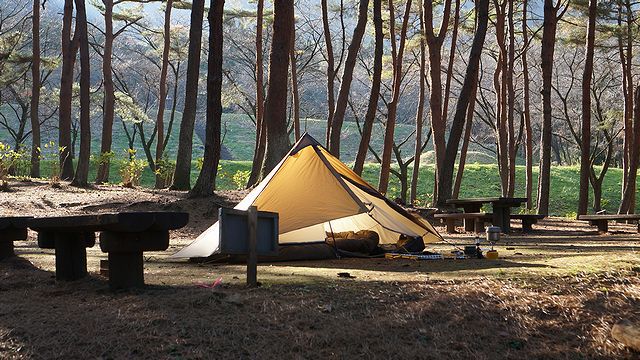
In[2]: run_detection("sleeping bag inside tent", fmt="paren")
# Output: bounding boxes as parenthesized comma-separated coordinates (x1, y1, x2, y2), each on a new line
(172, 133, 442, 260)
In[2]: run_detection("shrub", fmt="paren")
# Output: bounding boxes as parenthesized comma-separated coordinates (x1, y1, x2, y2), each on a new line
(155, 156, 176, 188)
(0, 142, 19, 190)
(119, 149, 147, 188)
(232, 170, 250, 190)
(41, 141, 66, 187)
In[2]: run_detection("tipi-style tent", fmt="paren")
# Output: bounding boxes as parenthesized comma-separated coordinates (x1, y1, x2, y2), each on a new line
(172, 133, 441, 259)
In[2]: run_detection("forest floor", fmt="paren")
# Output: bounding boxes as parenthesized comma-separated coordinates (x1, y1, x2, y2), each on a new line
(1, 180, 639, 359)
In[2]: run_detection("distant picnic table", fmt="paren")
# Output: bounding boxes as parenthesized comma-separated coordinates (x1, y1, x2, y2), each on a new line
(446, 197, 528, 233)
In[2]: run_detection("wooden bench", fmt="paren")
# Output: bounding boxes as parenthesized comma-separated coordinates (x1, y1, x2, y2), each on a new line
(577, 214, 640, 233)
(29, 212, 189, 290)
(511, 214, 545, 232)
(433, 213, 492, 233)
(0, 216, 32, 260)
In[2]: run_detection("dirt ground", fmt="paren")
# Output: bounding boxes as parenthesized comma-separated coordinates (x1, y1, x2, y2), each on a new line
(1, 180, 639, 359)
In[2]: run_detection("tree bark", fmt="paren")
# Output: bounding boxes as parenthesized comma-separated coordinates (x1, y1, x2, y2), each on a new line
(328, 0, 369, 157)
(410, 3, 427, 205)
(155, 0, 173, 189)
(30, 0, 41, 178)
(95, 0, 115, 184)
(424, 0, 452, 200)
(537, 0, 564, 215)
(171, 0, 205, 190)
(506, 0, 517, 197)
(619, 86, 640, 214)
(453, 80, 478, 199)
(190, 0, 224, 197)
(59, 0, 77, 180)
(259, 0, 293, 178)
(247, 0, 265, 187)
(522, 0, 533, 209)
(436, 0, 489, 206)
(353, 0, 383, 175)
(321, 0, 336, 147)
(71, 0, 91, 187)
(578, 0, 597, 215)
(290, 15, 301, 141)
(378, 0, 412, 195)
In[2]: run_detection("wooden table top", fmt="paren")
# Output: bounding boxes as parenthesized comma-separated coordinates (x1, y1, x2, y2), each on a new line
(446, 197, 528, 206)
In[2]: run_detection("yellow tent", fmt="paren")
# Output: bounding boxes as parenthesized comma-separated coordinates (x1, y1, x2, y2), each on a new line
(172, 133, 441, 258)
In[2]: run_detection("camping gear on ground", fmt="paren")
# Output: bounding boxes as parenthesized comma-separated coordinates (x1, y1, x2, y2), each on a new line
(485, 250, 499, 259)
(326, 230, 379, 254)
(173, 133, 442, 260)
(486, 226, 501, 242)
(464, 245, 478, 257)
(396, 235, 426, 253)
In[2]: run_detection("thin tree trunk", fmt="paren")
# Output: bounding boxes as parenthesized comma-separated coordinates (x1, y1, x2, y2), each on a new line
(322, 0, 335, 147)
(353, 0, 383, 175)
(537, 0, 563, 215)
(441, 0, 459, 123)
(378, 0, 412, 194)
(619, 86, 640, 214)
(96, 0, 115, 184)
(436, 0, 489, 206)
(578, 0, 597, 215)
(506, 0, 516, 197)
(453, 81, 478, 199)
(424, 0, 452, 200)
(259, 0, 294, 178)
(493, 0, 508, 197)
(410, 3, 426, 205)
(71, 0, 91, 187)
(190, 0, 224, 197)
(30, 0, 41, 178)
(290, 16, 301, 141)
(328, 0, 369, 157)
(247, 0, 265, 187)
(59, 0, 77, 180)
(171, 0, 205, 190)
(154, 0, 173, 188)
(522, 0, 533, 209)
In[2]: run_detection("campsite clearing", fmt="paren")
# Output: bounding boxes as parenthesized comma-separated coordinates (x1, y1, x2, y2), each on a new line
(1, 181, 639, 359)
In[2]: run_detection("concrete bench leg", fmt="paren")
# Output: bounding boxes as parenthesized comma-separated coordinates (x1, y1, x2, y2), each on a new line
(464, 218, 475, 232)
(445, 219, 457, 234)
(522, 219, 536, 232)
(108, 251, 144, 290)
(474, 219, 485, 233)
(37, 232, 95, 281)
(0, 228, 27, 260)
(590, 220, 608, 232)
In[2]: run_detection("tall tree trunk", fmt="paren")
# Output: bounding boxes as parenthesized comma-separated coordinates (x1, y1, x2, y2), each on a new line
(59, 0, 77, 180)
(155, 0, 173, 189)
(328, 0, 369, 157)
(506, 0, 517, 197)
(410, 3, 426, 205)
(378, 0, 412, 194)
(96, 0, 115, 184)
(522, 0, 533, 209)
(290, 16, 301, 141)
(30, 0, 41, 178)
(578, 0, 597, 215)
(171, 0, 205, 190)
(453, 81, 477, 199)
(247, 0, 265, 187)
(321, 0, 336, 147)
(620, 0, 636, 211)
(424, 0, 452, 200)
(619, 86, 640, 214)
(537, 0, 563, 215)
(71, 0, 91, 187)
(353, 0, 383, 175)
(190, 0, 224, 197)
(436, 0, 489, 206)
(493, 0, 509, 197)
(259, 0, 294, 178)
(441, 0, 459, 123)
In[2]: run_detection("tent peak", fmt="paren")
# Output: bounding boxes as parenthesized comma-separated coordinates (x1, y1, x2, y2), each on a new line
(290, 133, 323, 155)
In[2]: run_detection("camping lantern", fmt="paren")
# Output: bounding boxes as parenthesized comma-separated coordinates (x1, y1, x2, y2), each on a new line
(486, 226, 501, 243)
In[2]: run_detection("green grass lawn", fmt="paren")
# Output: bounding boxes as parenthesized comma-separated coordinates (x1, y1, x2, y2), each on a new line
(17, 159, 637, 217)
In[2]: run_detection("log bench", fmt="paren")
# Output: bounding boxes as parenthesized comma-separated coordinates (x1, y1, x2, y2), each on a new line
(511, 214, 545, 232)
(577, 214, 640, 233)
(0, 216, 32, 260)
(433, 213, 492, 233)
(29, 212, 189, 290)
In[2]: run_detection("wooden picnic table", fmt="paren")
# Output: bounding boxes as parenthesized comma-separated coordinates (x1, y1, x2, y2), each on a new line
(446, 197, 528, 233)
(0, 216, 32, 260)
(29, 212, 188, 290)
